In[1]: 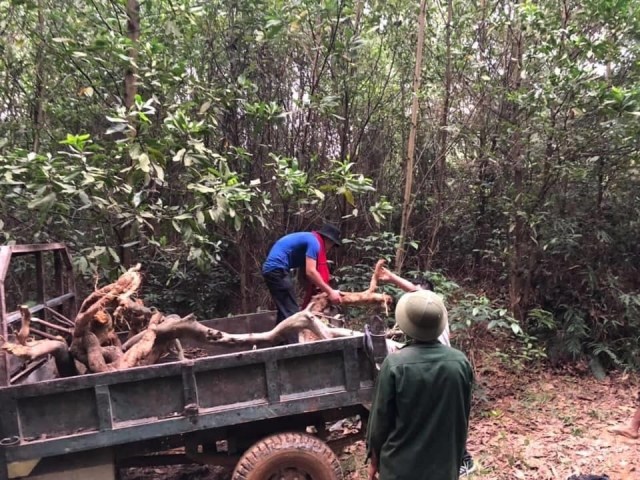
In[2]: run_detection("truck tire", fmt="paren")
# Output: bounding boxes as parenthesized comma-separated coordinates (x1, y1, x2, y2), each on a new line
(231, 432, 343, 480)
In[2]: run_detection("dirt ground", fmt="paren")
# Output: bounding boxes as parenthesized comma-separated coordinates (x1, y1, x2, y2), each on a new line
(340, 359, 640, 480)
(121, 337, 640, 480)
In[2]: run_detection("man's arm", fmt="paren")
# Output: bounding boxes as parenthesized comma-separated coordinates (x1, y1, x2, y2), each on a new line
(366, 360, 395, 469)
(305, 256, 342, 303)
(368, 451, 379, 480)
(378, 267, 421, 292)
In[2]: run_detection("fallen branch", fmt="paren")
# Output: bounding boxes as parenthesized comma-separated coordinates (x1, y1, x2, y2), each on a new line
(309, 260, 392, 313)
(123, 305, 360, 353)
(73, 264, 142, 339)
(116, 310, 163, 369)
(1, 337, 77, 377)
(16, 306, 32, 345)
(2, 339, 66, 361)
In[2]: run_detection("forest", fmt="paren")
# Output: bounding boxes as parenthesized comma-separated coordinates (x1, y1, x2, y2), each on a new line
(1, 0, 639, 477)
(2, 0, 638, 369)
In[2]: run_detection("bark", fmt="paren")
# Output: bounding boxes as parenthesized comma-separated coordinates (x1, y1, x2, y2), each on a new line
(2, 339, 66, 361)
(119, 0, 140, 268)
(504, 3, 528, 322)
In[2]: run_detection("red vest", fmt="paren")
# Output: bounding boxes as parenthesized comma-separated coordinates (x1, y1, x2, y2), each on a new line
(301, 231, 330, 307)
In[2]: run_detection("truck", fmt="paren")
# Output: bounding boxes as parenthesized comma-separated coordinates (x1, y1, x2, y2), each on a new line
(0, 243, 388, 480)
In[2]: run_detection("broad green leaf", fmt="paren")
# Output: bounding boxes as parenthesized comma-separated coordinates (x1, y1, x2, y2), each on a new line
(138, 153, 151, 173)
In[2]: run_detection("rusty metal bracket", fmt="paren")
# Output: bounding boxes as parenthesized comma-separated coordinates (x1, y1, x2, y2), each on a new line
(363, 317, 389, 372)
(0, 437, 19, 447)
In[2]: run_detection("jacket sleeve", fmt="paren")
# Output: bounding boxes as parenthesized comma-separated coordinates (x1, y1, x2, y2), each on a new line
(366, 359, 396, 460)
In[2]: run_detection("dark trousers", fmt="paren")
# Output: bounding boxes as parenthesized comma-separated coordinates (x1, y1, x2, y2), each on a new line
(263, 269, 299, 344)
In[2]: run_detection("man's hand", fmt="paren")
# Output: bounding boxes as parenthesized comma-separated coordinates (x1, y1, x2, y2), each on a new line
(328, 289, 343, 304)
(368, 454, 379, 480)
(378, 267, 393, 283)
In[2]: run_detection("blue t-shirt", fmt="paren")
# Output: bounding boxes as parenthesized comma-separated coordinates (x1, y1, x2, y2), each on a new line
(262, 232, 321, 273)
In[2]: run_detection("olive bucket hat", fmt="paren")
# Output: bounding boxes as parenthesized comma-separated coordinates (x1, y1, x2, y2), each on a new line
(317, 223, 342, 247)
(395, 290, 447, 341)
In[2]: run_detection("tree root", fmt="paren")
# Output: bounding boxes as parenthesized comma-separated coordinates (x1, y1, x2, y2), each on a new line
(73, 264, 142, 339)
(4, 259, 396, 376)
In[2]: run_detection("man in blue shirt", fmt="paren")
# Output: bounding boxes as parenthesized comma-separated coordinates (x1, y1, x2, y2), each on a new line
(262, 224, 343, 342)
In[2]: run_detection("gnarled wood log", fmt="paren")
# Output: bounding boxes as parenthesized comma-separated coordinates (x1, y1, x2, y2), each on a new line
(309, 259, 392, 313)
(1, 337, 78, 378)
(16, 305, 32, 345)
(73, 264, 142, 339)
(4, 259, 397, 375)
(122, 304, 360, 353)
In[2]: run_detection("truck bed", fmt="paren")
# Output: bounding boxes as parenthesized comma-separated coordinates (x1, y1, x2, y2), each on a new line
(0, 312, 375, 476)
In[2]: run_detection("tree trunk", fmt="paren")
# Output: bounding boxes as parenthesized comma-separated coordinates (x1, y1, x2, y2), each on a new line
(504, 3, 528, 322)
(425, 0, 453, 268)
(32, 0, 45, 153)
(124, 0, 140, 116)
(119, 0, 140, 268)
(395, 0, 427, 271)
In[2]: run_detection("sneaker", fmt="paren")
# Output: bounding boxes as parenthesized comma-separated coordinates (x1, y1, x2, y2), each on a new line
(459, 456, 477, 477)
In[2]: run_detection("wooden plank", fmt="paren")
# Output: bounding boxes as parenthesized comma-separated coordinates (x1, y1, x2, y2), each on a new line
(28, 327, 62, 341)
(44, 306, 75, 327)
(64, 248, 77, 321)
(10, 358, 49, 384)
(29, 318, 73, 335)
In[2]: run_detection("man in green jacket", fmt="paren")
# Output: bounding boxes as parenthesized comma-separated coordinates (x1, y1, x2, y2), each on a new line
(366, 290, 473, 480)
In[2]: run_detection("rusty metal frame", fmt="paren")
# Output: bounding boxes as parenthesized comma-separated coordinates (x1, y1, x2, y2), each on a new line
(0, 243, 77, 387)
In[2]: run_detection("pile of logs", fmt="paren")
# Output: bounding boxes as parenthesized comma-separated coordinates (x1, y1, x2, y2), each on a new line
(1, 261, 394, 376)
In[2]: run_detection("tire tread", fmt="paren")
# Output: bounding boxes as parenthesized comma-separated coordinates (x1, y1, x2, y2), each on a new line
(232, 431, 342, 480)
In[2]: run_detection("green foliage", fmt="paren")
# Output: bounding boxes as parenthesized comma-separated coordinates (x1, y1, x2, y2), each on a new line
(337, 231, 401, 293)
(449, 294, 517, 334)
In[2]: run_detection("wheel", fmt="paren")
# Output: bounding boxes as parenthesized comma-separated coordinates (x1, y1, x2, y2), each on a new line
(231, 432, 343, 480)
